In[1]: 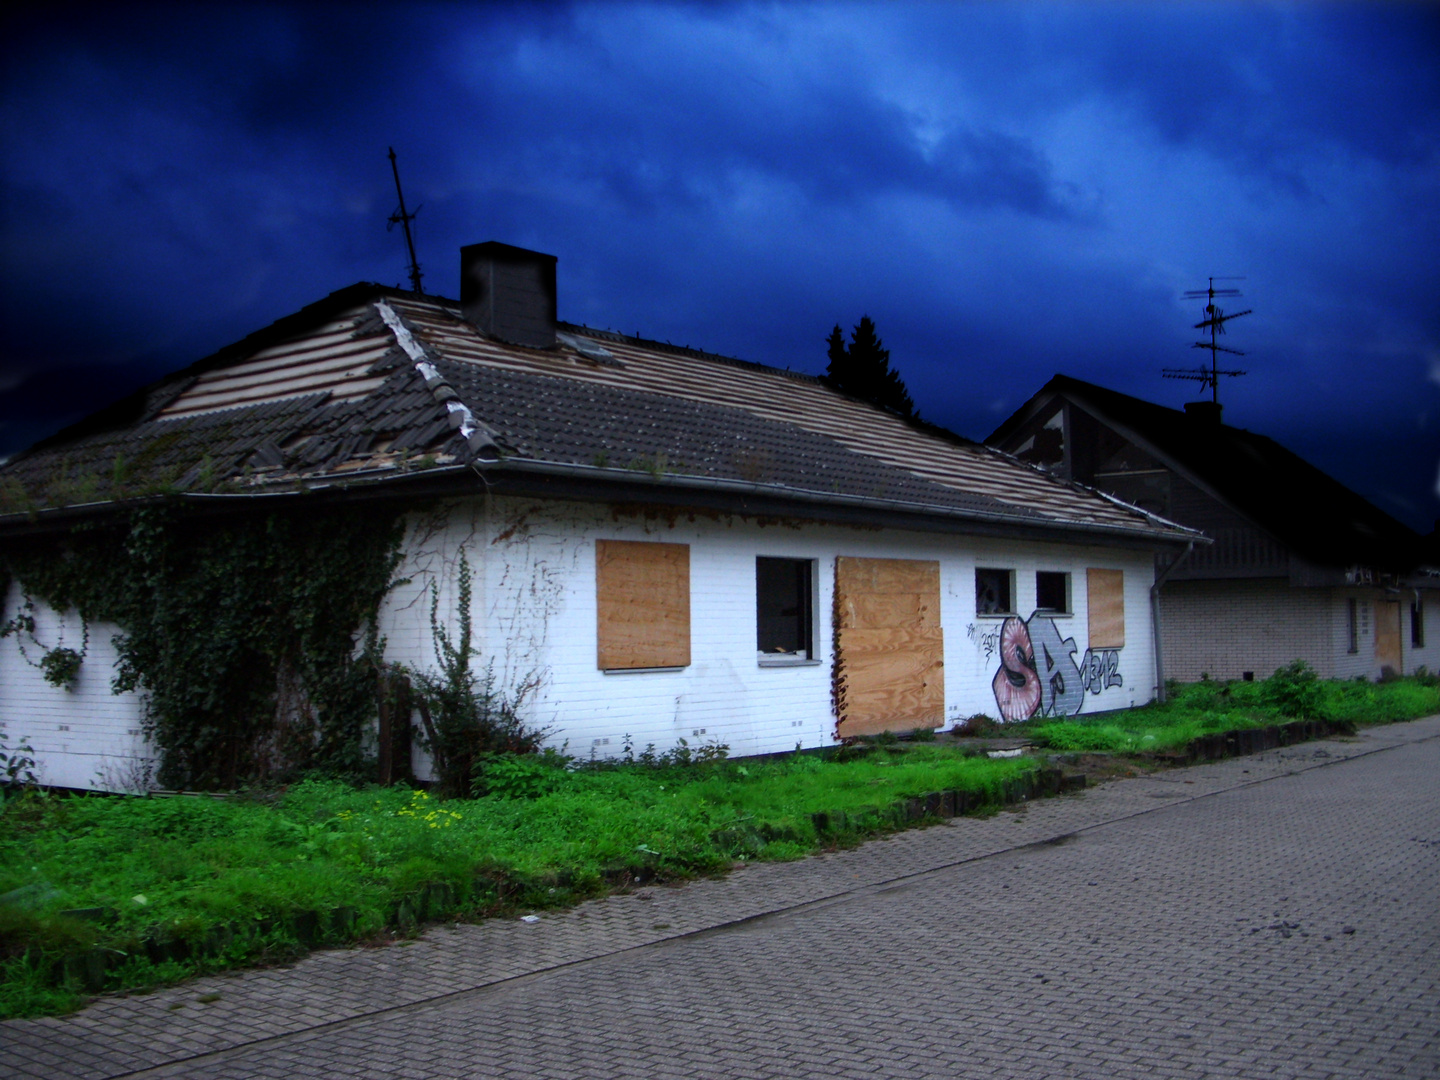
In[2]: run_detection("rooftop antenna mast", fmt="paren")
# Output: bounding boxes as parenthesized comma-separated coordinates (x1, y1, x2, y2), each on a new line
(387, 147, 424, 294)
(1162, 277, 1252, 403)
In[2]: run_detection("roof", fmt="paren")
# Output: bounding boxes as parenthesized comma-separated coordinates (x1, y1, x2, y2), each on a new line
(0, 287, 1199, 547)
(986, 374, 1422, 570)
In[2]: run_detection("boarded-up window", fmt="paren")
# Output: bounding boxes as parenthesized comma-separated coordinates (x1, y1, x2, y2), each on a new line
(1086, 568, 1125, 649)
(596, 540, 690, 670)
(833, 557, 944, 737)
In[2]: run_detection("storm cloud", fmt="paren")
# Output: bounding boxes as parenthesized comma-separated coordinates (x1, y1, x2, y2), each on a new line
(2, 2, 1437, 528)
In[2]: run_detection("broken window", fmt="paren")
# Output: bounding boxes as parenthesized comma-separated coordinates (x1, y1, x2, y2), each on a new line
(975, 568, 1014, 615)
(756, 557, 815, 660)
(595, 540, 690, 670)
(1035, 571, 1070, 614)
(1012, 408, 1065, 471)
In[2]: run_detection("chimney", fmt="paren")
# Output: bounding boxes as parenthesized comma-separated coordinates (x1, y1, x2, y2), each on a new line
(1183, 401, 1223, 426)
(460, 241, 557, 348)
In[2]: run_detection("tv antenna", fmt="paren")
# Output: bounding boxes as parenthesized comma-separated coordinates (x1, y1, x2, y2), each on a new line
(1162, 276, 1252, 403)
(387, 147, 424, 294)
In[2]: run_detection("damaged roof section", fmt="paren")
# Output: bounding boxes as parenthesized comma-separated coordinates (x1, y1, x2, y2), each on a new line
(0, 283, 1201, 546)
(0, 297, 475, 513)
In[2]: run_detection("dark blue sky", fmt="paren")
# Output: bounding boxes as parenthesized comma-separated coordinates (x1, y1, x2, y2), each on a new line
(3, 2, 1438, 532)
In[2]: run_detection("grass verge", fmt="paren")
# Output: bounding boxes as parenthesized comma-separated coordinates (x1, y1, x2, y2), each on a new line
(1026, 668, 1439, 755)
(1, 747, 1037, 1018)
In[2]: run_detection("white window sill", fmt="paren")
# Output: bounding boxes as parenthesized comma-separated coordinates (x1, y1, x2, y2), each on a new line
(757, 655, 821, 667)
(602, 666, 687, 675)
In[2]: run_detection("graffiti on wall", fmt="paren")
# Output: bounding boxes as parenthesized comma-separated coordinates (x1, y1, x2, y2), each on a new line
(966, 622, 1002, 664)
(991, 612, 1123, 722)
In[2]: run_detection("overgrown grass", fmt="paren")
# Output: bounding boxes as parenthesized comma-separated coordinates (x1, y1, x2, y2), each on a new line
(1028, 669, 1440, 755)
(0, 747, 1035, 1018)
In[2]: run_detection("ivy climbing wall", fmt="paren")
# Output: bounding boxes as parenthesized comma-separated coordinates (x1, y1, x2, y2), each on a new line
(0, 579, 151, 791)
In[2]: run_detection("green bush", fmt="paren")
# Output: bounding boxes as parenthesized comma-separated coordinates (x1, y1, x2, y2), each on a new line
(1262, 660, 1323, 717)
(472, 751, 571, 799)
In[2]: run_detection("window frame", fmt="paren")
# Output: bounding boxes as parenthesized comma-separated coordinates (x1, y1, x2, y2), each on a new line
(974, 567, 1016, 617)
(755, 556, 820, 666)
(1412, 597, 1425, 649)
(1346, 597, 1359, 654)
(1034, 570, 1071, 616)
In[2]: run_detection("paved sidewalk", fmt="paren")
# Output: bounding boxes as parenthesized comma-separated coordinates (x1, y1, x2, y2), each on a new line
(2, 716, 1437, 1079)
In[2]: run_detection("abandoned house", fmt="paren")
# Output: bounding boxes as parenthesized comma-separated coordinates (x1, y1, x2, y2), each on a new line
(1, 244, 1203, 791)
(986, 374, 1439, 684)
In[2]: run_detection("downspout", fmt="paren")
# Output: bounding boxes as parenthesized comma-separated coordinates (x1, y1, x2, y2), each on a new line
(1151, 542, 1194, 704)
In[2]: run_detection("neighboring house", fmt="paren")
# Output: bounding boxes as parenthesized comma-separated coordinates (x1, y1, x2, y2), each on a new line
(0, 244, 1199, 790)
(986, 375, 1438, 685)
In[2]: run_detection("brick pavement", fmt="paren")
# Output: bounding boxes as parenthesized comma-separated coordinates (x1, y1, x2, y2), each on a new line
(2, 716, 1436, 1079)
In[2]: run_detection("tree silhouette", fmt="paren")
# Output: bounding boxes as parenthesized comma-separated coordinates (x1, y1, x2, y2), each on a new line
(824, 316, 915, 418)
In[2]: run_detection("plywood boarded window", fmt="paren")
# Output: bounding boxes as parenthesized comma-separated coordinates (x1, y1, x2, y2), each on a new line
(833, 557, 944, 737)
(1086, 568, 1125, 649)
(596, 540, 690, 670)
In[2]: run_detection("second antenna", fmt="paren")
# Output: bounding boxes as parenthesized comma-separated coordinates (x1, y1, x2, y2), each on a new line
(388, 147, 424, 295)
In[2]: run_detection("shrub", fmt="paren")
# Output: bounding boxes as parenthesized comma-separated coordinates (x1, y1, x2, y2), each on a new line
(409, 553, 547, 797)
(1263, 660, 1323, 717)
(472, 751, 571, 799)
(951, 714, 996, 737)
(0, 737, 40, 793)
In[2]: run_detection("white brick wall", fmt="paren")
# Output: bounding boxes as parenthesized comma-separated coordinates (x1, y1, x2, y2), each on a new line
(3, 497, 1163, 787)
(378, 496, 1159, 760)
(0, 579, 153, 791)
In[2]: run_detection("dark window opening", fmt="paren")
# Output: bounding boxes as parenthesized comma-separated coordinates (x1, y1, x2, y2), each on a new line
(1035, 571, 1069, 614)
(1414, 600, 1425, 648)
(1346, 598, 1358, 654)
(757, 557, 813, 657)
(976, 568, 1013, 615)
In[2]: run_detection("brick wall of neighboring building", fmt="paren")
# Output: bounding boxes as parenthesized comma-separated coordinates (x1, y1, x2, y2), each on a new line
(1414, 593, 1440, 676)
(1158, 578, 1334, 683)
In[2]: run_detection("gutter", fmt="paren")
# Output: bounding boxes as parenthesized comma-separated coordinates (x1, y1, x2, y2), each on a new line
(470, 457, 1205, 546)
(1151, 542, 1195, 704)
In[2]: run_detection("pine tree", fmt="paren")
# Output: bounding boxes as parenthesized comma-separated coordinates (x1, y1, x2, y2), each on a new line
(825, 324, 851, 388)
(824, 316, 916, 418)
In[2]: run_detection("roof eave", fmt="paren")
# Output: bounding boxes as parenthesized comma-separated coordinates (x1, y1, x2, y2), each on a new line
(0, 456, 1202, 549)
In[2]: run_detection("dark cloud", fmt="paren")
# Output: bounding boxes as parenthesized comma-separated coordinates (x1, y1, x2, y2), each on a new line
(1, 2, 1437, 531)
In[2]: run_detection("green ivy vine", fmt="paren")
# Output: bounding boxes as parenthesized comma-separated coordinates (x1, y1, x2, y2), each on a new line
(0, 593, 89, 690)
(1, 504, 405, 790)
